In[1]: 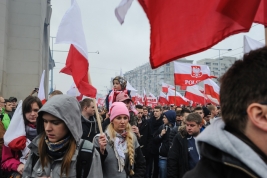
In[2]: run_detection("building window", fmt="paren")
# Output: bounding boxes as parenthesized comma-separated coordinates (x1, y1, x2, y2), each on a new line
(213, 68, 218, 70)
(213, 63, 218, 65)
(205, 62, 211, 65)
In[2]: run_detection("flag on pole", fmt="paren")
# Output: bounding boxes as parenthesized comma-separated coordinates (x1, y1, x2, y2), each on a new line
(162, 82, 175, 93)
(167, 88, 189, 105)
(56, 0, 97, 98)
(204, 79, 220, 102)
(149, 92, 156, 98)
(143, 89, 147, 106)
(244, 35, 265, 54)
(185, 85, 206, 105)
(115, 0, 134, 24)
(158, 91, 169, 105)
(174, 62, 215, 86)
(38, 70, 46, 104)
(138, 0, 261, 68)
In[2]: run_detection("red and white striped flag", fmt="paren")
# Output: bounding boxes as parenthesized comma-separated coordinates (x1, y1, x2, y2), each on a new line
(174, 62, 215, 86)
(167, 88, 189, 105)
(38, 70, 46, 104)
(204, 79, 220, 102)
(162, 82, 175, 93)
(56, 0, 97, 98)
(158, 91, 169, 105)
(115, 0, 134, 24)
(185, 85, 206, 106)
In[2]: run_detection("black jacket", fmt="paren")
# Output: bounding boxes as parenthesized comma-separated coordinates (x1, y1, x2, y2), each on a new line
(167, 126, 189, 178)
(169, 125, 179, 147)
(81, 115, 99, 142)
(183, 142, 259, 178)
(137, 118, 153, 158)
(154, 124, 172, 158)
(148, 115, 163, 155)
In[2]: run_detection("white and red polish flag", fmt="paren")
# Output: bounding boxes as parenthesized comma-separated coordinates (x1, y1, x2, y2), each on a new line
(4, 101, 28, 151)
(66, 83, 83, 101)
(174, 62, 215, 86)
(143, 89, 147, 106)
(38, 70, 46, 104)
(204, 79, 220, 102)
(167, 88, 189, 105)
(162, 82, 175, 93)
(56, 0, 97, 98)
(158, 91, 169, 105)
(185, 85, 206, 106)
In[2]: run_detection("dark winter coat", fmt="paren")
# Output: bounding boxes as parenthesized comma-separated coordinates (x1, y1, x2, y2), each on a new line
(154, 124, 172, 158)
(137, 118, 153, 158)
(148, 115, 163, 155)
(167, 126, 189, 178)
(81, 115, 99, 142)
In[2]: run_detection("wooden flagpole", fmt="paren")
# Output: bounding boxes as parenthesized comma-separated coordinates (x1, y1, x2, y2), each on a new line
(88, 73, 103, 134)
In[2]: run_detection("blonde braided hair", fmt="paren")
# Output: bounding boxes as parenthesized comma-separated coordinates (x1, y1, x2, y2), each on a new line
(107, 122, 135, 175)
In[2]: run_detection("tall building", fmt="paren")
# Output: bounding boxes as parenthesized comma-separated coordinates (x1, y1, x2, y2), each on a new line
(0, 0, 51, 99)
(196, 56, 237, 79)
(123, 59, 193, 96)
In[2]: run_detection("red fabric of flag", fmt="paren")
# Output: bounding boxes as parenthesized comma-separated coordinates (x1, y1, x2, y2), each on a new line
(138, 0, 261, 68)
(60, 45, 97, 98)
(254, 0, 267, 27)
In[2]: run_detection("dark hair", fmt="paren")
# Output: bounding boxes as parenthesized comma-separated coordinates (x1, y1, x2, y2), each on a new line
(154, 105, 162, 111)
(185, 113, 202, 125)
(143, 107, 148, 111)
(80, 98, 93, 110)
(176, 110, 181, 116)
(181, 108, 191, 116)
(22, 96, 42, 125)
(163, 106, 169, 110)
(193, 107, 203, 112)
(135, 104, 143, 109)
(220, 47, 267, 133)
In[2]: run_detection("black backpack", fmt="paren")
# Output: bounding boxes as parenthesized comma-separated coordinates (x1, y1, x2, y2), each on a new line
(31, 139, 94, 178)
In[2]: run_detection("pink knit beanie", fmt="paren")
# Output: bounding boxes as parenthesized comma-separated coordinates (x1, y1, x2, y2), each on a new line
(109, 102, 130, 122)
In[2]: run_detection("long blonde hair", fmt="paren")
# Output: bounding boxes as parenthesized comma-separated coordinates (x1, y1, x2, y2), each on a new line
(38, 133, 76, 177)
(106, 123, 135, 175)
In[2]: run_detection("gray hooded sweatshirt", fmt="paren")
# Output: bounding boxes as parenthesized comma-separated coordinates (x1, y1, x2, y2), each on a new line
(196, 118, 267, 178)
(22, 95, 103, 178)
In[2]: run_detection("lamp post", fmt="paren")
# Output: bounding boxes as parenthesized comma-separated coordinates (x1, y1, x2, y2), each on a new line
(211, 48, 232, 77)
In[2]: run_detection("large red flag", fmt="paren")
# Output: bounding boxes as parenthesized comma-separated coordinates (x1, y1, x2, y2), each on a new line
(254, 0, 267, 26)
(56, 0, 97, 98)
(138, 0, 261, 68)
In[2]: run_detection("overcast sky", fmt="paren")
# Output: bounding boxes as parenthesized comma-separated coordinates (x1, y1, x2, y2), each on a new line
(50, 0, 265, 96)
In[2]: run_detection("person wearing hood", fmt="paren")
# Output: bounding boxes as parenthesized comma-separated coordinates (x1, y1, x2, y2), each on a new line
(22, 95, 103, 178)
(94, 102, 146, 178)
(153, 110, 176, 178)
(167, 113, 202, 178)
(184, 47, 267, 178)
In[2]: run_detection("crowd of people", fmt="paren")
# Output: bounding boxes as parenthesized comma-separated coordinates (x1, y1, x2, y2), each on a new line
(0, 47, 266, 177)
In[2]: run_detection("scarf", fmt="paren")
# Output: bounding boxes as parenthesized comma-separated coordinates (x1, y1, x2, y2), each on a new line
(106, 131, 128, 172)
(25, 124, 37, 141)
(45, 135, 70, 152)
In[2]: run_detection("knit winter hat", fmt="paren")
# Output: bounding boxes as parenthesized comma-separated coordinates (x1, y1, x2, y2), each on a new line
(113, 76, 127, 90)
(109, 102, 130, 122)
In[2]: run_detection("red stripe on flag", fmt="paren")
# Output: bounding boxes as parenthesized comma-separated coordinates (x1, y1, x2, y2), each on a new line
(168, 96, 188, 105)
(185, 91, 205, 105)
(60, 45, 97, 98)
(205, 85, 220, 101)
(8, 136, 27, 151)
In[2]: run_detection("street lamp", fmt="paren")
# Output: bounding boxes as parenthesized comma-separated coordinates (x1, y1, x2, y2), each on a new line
(211, 48, 232, 77)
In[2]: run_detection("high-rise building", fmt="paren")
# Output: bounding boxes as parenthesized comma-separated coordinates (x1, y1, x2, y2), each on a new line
(123, 59, 193, 96)
(196, 56, 237, 79)
(0, 0, 51, 99)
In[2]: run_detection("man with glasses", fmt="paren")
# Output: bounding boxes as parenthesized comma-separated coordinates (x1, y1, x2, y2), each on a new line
(184, 47, 267, 178)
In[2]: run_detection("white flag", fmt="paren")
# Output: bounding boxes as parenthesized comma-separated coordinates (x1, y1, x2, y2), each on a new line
(115, 0, 134, 24)
(244, 35, 265, 54)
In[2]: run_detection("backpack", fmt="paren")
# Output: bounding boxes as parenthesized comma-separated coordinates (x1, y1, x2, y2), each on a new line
(31, 139, 94, 178)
